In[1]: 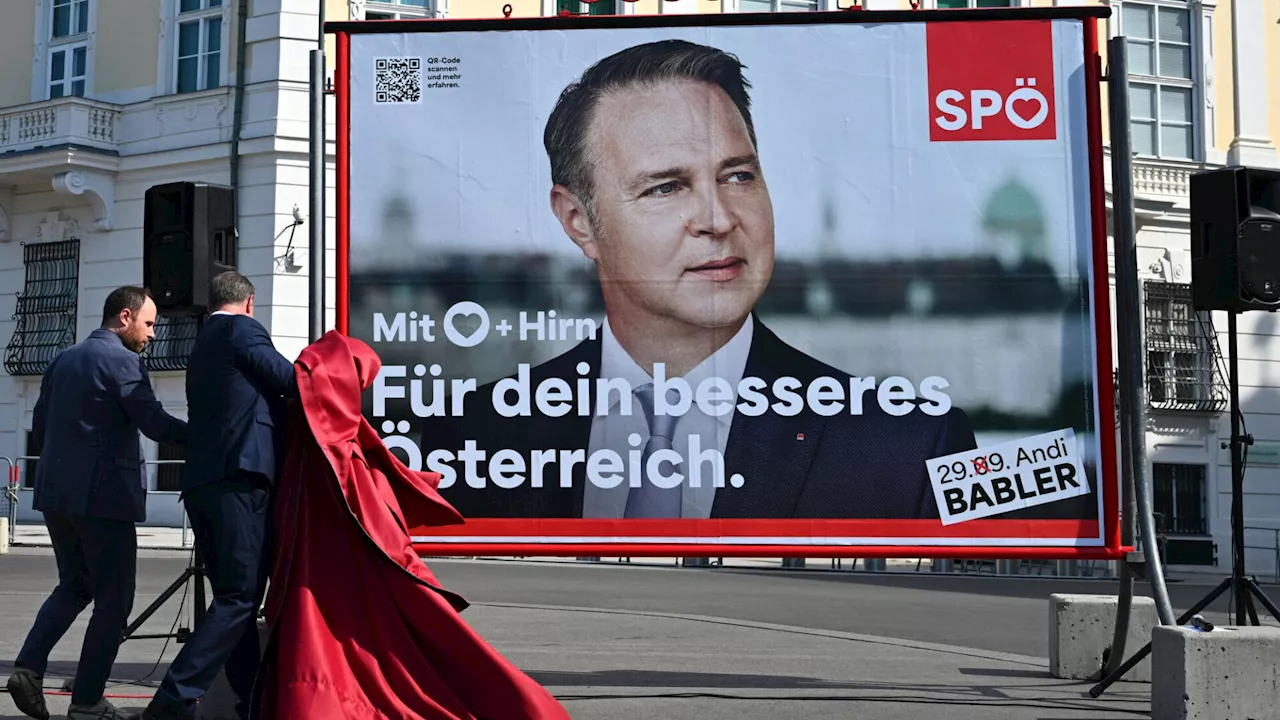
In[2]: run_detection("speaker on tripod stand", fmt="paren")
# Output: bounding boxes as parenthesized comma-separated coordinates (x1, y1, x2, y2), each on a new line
(119, 181, 238, 646)
(1093, 164, 1280, 699)
(1185, 165, 1280, 625)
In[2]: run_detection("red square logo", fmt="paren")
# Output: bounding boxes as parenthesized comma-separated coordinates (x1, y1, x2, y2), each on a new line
(926, 20, 1058, 142)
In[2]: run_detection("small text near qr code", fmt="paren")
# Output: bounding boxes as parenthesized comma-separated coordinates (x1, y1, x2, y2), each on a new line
(375, 58, 422, 104)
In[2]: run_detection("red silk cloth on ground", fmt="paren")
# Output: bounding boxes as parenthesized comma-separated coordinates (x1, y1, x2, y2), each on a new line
(258, 330, 570, 720)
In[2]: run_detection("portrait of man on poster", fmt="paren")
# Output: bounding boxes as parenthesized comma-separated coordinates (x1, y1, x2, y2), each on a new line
(422, 38, 1090, 523)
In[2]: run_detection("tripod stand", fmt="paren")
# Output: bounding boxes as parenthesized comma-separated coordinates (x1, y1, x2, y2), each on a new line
(1090, 311, 1280, 698)
(121, 544, 208, 644)
(59, 546, 209, 694)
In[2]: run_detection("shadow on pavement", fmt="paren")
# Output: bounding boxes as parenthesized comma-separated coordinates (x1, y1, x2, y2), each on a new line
(0, 660, 166, 689)
(530, 669, 855, 689)
(533, 669, 1150, 715)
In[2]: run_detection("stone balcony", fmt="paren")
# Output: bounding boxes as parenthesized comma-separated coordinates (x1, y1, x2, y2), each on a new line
(0, 97, 123, 233)
(0, 97, 121, 157)
(1103, 146, 1205, 199)
(1101, 146, 1208, 229)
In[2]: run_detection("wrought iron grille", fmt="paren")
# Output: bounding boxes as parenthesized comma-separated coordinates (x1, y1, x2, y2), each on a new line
(1152, 462, 1209, 536)
(142, 313, 203, 372)
(4, 239, 80, 376)
(1143, 281, 1228, 413)
(155, 441, 185, 492)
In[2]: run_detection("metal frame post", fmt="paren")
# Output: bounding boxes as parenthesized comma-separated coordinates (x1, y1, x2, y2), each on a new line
(308, 1, 327, 343)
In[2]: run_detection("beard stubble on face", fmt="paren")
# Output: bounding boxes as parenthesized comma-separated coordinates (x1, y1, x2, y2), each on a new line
(121, 324, 149, 353)
(589, 216, 768, 376)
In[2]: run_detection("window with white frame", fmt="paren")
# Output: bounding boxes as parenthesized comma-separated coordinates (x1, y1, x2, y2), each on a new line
(47, 0, 91, 99)
(52, 0, 90, 38)
(365, 0, 437, 19)
(1121, 1, 1196, 160)
(935, 0, 1013, 7)
(49, 44, 87, 98)
(175, 0, 223, 93)
(738, 0, 819, 11)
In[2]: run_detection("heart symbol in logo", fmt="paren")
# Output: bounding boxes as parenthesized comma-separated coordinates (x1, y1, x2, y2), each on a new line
(443, 301, 489, 348)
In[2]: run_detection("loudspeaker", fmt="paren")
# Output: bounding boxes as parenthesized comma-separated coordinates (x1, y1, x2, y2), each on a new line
(143, 181, 237, 313)
(1190, 166, 1280, 312)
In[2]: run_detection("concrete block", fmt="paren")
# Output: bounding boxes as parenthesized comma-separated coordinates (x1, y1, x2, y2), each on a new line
(1048, 593, 1157, 682)
(1152, 624, 1280, 720)
(195, 619, 271, 720)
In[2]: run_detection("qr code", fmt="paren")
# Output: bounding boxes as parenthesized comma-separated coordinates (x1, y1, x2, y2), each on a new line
(374, 58, 421, 104)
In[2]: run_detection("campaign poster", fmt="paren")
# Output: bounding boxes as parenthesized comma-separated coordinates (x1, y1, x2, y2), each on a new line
(337, 11, 1119, 553)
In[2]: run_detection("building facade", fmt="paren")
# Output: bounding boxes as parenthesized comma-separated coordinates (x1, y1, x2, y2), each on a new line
(1, 0, 1277, 574)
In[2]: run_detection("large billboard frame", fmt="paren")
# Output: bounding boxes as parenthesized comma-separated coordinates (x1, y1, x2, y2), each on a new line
(327, 5, 1122, 561)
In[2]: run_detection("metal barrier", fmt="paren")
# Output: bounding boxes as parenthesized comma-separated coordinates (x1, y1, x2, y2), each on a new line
(1243, 525, 1280, 584)
(5, 456, 195, 550)
(2, 456, 17, 546)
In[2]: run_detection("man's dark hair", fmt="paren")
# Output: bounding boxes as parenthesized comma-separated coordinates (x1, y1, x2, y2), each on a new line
(543, 39, 757, 217)
(208, 271, 255, 310)
(102, 286, 152, 326)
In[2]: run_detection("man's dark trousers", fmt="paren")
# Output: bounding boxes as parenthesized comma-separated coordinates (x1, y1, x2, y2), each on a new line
(152, 472, 272, 719)
(15, 511, 136, 706)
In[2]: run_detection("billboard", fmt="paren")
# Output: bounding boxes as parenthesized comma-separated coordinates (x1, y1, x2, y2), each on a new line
(329, 7, 1119, 559)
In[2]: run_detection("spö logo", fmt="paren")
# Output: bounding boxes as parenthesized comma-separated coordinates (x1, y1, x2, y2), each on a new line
(926, 20, 1058, 142)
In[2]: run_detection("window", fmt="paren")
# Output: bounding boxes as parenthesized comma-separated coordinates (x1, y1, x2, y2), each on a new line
(175, 0, 223, 93)
(1122, 2, 1196, 159)
(45, 0, 92, 100)
(49, 43, 87, 98)
(154, 441, 186, 492)
(738, 0, 819, 10)
(52, 0, 90, 39)
(935, 0, 1013, 7)
(1142, 281, 1227, 413)
(1152, 463, 1207, 536)
(558, 0, 619, 13)
(365, 0, 436, 19)
(22, 432, 42, 490)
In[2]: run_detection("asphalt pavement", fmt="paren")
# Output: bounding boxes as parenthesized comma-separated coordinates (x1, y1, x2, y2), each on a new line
(2, 548, 1276, 719)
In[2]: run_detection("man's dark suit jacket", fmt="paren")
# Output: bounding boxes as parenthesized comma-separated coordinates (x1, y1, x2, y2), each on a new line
(421, 319, 980, 520)
(30, 328, 189, 524)
(182, 313, 298, 495)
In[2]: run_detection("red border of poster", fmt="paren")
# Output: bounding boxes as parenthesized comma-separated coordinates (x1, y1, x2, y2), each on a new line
(327, 7, 1123, 560)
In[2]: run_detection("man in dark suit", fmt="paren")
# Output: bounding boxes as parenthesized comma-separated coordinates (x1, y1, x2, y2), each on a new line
(419, 40, 1105, 524)
(143, 271, 297, 720)
(416, 39, 975, 521)
(418, 39, 981, 521)
(5, 286, 188, 720)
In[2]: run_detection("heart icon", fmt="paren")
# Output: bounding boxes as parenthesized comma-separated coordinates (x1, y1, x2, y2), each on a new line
(443, 301, 490, 347)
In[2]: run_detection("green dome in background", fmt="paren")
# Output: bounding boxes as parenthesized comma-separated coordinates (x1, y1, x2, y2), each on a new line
(981, 176, 1049, 263)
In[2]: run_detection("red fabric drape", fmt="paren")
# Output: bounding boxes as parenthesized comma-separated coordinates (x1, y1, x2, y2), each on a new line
(258, 330, 570, 720)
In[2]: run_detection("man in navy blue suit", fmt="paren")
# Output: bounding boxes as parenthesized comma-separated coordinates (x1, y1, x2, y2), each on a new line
(421, 40, 983, 521)
(422, 41, 1096, 523)
(5, 286, 188, 720)
(143, 271, 297, 720)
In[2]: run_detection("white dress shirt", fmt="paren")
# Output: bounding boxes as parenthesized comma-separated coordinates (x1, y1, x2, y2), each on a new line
(582, 315, 754, 519)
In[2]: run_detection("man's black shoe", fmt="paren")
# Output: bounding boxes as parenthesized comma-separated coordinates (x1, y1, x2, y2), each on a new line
(6, 666, 50, 720)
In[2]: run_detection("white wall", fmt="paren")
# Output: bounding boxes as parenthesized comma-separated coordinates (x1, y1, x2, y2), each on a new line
(0, 0, 337, 527)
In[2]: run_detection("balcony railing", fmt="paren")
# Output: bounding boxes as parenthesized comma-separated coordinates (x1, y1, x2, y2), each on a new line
(1102, 146, 1204, 201)
(0, 97, 121, 156)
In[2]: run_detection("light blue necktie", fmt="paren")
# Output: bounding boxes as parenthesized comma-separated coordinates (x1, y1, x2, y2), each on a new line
(623, 383, 683, 518)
